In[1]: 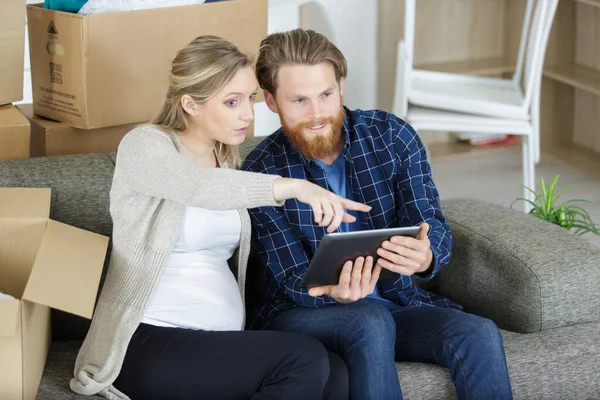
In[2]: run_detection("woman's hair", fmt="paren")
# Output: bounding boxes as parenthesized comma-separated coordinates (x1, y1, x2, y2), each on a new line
(152, 35, 252, 167)
(255, 29, 347, 95)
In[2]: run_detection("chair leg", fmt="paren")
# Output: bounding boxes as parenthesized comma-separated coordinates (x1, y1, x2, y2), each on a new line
(529, 134, 536, 211)
(532, 96, 541, 164)
(522, 135, 536, 214)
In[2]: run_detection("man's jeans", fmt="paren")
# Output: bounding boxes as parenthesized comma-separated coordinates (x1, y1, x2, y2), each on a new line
(264, 299, 513, 400)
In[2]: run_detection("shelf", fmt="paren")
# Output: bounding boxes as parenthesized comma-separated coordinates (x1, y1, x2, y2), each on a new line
(542, 141, 600, 181)
(415, 57, 514, 76)
(544, 64, 600, 97)
(573, 0, 600, 8)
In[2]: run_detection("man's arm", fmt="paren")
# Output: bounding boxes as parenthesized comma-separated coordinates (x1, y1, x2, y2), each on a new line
(391, 118, 453, 280)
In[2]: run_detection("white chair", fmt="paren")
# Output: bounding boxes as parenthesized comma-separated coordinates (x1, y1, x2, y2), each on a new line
(393, 0, 558, 213)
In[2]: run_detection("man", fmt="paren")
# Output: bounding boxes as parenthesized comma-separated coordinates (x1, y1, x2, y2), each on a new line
(243, 28, 513, 400)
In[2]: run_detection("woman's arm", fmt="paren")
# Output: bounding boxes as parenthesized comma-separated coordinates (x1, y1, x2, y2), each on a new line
(115, 126, 282, 210)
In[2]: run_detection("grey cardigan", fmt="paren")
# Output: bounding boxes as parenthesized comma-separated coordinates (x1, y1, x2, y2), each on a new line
(70, 126, 282, 399)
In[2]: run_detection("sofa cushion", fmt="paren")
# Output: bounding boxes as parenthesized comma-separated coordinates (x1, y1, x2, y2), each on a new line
(36, 341, 100, 400)
(38, 323, 600, 399)
(501, 321, 600, 399)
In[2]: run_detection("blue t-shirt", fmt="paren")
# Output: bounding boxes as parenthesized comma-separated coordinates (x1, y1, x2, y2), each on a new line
(315, 155, 390, 303)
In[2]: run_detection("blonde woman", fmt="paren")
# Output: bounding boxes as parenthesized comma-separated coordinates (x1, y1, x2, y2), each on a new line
(69, 36, 370, 399)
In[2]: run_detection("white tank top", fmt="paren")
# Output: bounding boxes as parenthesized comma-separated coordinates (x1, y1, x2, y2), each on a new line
(141, 206, 243, 331)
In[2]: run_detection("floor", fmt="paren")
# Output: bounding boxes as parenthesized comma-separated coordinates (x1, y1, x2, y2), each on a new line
(429, 145, 600, 248)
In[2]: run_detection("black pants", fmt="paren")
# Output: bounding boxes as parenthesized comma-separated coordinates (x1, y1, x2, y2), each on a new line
(113, 323, 349, 400)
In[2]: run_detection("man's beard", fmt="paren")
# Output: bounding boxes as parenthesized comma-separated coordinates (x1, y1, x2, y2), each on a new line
(280, 106, 345, 160)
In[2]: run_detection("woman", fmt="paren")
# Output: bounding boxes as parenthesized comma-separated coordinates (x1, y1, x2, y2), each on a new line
(69, 36, 372, 399)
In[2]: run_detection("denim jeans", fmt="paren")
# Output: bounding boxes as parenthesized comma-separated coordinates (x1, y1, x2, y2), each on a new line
(264, 299, 513, 400)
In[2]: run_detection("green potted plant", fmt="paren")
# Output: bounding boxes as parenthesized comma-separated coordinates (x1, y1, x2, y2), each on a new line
(512, 175, 600, 237)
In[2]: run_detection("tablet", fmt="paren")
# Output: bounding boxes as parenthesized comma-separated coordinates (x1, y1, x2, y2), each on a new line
(300, 226, 421, 288)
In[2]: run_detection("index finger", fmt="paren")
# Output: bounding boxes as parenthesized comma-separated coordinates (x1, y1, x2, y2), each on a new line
(340, 198, 372, 212)
(389, 235, 427, 251)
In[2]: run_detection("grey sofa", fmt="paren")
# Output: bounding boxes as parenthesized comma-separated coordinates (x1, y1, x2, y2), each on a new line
(1, 136, 599, 400)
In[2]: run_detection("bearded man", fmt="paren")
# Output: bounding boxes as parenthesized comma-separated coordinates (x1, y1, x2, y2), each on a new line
(242, 28, 513, 400)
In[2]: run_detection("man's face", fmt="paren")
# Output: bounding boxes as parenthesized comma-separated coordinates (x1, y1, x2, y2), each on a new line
(265, 63, 345, 160)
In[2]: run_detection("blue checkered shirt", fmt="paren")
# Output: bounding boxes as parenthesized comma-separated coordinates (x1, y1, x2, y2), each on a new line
(243, 107, 461, 329)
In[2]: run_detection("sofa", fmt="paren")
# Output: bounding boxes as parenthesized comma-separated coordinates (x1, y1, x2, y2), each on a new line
(1, 136, 599, 400)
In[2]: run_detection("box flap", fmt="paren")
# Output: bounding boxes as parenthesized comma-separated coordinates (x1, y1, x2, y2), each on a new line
(22, 220, 108, 319)
(0, 299, 20, 338)
(0, 218, 47, 300)
(0, 188, 51, 219)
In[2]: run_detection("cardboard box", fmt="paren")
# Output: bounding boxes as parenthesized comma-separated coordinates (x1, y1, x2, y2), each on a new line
(27, 0, 268, 129)
(0, 105, 31, 160)
(0, 0, 26, 105)
(0, 188, 108, 400)
(18, 104, 135, 157)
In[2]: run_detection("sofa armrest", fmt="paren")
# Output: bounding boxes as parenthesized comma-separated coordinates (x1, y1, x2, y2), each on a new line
(435, 199, 600, 333)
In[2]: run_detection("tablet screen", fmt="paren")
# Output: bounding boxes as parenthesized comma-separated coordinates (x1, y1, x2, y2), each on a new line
(300, 226, 421, 288)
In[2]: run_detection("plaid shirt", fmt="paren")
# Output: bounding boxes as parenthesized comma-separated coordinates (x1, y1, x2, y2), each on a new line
(243, 107, 461, 329)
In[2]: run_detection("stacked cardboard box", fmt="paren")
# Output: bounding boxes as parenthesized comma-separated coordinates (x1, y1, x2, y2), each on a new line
(18, 104, 136, 157)
(3, 0, 266, 160)
(0, 105, 30, 160)
(2, 0, 267, 160)
(27, 0, 268, 129)
(0, 0, 30, 160)
(0, 0, 26, 106)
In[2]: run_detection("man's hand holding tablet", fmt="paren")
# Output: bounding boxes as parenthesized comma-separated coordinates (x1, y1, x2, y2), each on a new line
(306, 223, 433, 303)
(376, 223, 433, 276)
(307, 256, 382, 303)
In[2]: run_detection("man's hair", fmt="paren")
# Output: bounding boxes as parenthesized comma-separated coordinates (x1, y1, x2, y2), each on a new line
(255, 29, 348, 95)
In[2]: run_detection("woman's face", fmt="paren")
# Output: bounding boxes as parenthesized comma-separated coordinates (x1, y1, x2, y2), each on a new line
(186, 66, 258, 146)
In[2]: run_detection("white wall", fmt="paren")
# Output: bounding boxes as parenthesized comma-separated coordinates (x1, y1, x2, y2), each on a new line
(255, 0, 379, 136)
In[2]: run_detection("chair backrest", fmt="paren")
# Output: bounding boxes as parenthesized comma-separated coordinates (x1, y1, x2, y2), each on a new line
(518, 0, 559, 111)
(402, 0, 416, 81)
(512, 0, 536, 89)
(392, 0, 416, 118)
(395, 0, 558, 116)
